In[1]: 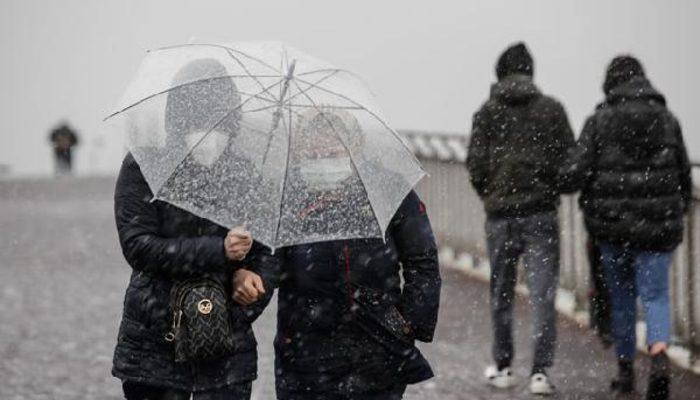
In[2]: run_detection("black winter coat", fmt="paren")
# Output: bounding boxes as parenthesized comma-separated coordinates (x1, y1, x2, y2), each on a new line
(466, 75, 575, 218)
(560, 77, 692, 251)
(112, 154, 276, 392)
(270, 191, 441, 395)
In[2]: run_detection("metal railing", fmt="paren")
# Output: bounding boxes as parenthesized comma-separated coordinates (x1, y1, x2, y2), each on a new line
(401, 130, 700, 366)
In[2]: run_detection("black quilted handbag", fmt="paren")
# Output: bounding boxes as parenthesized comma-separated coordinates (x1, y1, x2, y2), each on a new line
(165, 278, 236, 363)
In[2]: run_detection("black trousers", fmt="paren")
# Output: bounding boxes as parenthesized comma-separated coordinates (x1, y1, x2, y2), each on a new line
(122, 381, 252, 400)
(276, 385, 407, 400)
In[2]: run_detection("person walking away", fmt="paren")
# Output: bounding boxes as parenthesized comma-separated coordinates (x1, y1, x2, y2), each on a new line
(48, 121, 79, 175)
(466, 42, 575, 395)
(559, 56, 692, 400)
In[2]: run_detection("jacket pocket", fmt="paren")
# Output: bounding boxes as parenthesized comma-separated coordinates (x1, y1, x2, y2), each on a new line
(352, 285, 415, 349)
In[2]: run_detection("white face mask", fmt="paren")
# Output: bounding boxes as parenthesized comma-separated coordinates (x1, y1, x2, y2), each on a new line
(299, 157, 354, 191)
(185, 130, 229, 167)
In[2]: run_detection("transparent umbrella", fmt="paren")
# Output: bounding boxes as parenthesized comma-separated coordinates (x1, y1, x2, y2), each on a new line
(106, 41, 425, 250)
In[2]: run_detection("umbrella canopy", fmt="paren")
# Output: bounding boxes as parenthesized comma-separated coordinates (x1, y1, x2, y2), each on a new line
(106, 41, 425, 250)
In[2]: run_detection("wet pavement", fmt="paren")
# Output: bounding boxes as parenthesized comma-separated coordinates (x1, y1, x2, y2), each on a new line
(1, 177, 699, 399)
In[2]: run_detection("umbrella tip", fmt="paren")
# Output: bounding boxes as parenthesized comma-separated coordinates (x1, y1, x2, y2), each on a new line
(286, 59, 297, 79)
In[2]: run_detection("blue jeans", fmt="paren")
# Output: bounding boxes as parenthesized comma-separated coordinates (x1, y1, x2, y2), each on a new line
(599, 243, 672, 360)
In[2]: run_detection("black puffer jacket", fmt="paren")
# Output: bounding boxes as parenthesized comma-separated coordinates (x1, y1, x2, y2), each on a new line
(466, 74, 575, 217)
(271, 191, 441, 396)
(112, 154, 276, 392)
(560, 76, 692, 251)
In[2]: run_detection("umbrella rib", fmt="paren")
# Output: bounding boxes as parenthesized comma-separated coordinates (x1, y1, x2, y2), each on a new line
(152, 43, 281, 74)
(240, 103, 305, 120)
(224, 48, 280, 104)
(269, 43, 295, 247)
(153, 77, 286, 196)
(237, 117, 288, 138)
(260, 57, 296, 167)
(105, 76, 283, 120)
(243, 102, 363, 115)
(226, 47, 282, 74)
(258, 69, 337, 166)
(294, 68, 364, 81)
(290, 79, 386, 236)
(271, 100, 295, 248)
(286, 104, 364, 110)
(296, 68, 344, 76)
(291, 76, 425, 171)
(279, 70, 340, 107)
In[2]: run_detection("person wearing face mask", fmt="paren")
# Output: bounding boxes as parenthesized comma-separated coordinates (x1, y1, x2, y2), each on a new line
(233, 111, 441, 400)
(284, 111, 380, 240)
(112, 58, 277, 400)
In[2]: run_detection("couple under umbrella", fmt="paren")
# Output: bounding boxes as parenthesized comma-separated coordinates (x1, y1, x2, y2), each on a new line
(107, 42, 441, 400)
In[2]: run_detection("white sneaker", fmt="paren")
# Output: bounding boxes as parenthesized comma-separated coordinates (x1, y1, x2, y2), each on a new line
(529, 373, 556, 395)
(484, 365, 517, 389)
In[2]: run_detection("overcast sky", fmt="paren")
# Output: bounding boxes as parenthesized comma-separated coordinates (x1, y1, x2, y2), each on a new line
(1, 0, 698, 176)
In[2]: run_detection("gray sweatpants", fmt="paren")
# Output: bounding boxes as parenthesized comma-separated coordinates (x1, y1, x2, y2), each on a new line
(485, 211, 559, 370)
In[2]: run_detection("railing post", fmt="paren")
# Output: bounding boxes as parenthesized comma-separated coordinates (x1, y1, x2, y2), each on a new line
(687, 199, 698, 366)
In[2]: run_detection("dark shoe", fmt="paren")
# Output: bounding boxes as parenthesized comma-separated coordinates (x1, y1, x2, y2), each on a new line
(646, 352, 670, 400)
(611, 360, 635, 394)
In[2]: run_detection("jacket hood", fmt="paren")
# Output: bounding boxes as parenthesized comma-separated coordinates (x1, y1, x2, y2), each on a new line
(603, 55, 645, 95)
(165, 58, 241, 149)
(490, 74, 541, 105)
(605, 76, 666, 106)
(496, 42, 534, 81)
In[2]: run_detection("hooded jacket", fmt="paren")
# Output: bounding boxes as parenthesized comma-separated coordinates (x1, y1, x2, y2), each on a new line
(270, 191, 441, 395)
(466, 60, 575, 218)
(560, 69, 692, 251)
(112, 154, 278, 391)
(112, 58, 279, 391)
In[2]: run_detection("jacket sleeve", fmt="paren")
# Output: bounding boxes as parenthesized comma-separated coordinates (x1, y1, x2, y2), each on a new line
(233, 243, 282, 323)
(670, 116, 693, 212)
(70, 130, 79, 146)
(466, 108, 491, 197)
(549, 101, 576, 189)
(558, 115, 598, 194)
(114, 154, 231, 278)
(391, 191, 441, 342)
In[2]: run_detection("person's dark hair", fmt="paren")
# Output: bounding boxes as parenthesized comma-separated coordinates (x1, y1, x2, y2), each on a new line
(496, 42, 534, 81)
(603, 55, 645, 95)
(164, 58, 241, 149)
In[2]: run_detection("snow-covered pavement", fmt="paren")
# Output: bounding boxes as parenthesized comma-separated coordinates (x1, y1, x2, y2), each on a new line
(1, 177, 698, 399)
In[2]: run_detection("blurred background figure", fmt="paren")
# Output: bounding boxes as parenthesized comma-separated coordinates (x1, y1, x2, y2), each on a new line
(466, 42, 574, 396)
(48, 121, 79, 176)
(559, 55, 692, 400)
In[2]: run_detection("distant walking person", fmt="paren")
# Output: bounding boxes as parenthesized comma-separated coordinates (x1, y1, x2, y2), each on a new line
(560, 56, 692, 400)
(48, 122, 79, 175)
(466, 42, 574, 395)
